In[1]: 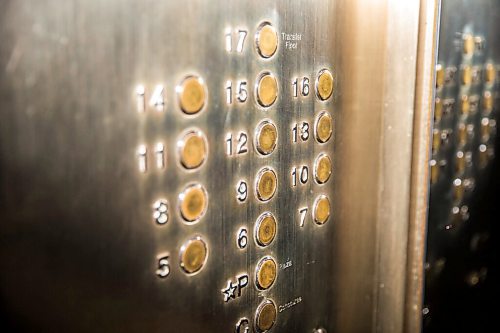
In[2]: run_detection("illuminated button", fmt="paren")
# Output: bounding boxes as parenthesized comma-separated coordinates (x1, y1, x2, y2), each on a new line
(485, 63, 496, 84)
(178, 129, 207, 169)
(450, 206, 462, 226)
(460, 95, 470, 116)
(483, 91, 493, 111)
(458, 123, 467, 147)
(178, 76, 206, 114)
(255, 120, 278, 155)
(179, 237, 208, 274)
(430, 159, 439, 185)
(479, 144, 490, 167)
(436, 64, 444, 88)
(481, 117, 491, 141)
(463, 34, 474, 55)
(314, 153, 332, 184)
(255, 256, 277, 290)
(440, 129, 451, 147)
(316, 69, 334, 101)
(179, 184, 208, 222)
(255, 212, 277, 247)
(456, 151, 465, 174)
(315, 111, 333, 143)
(255, 167, 277, 202)
(255, 22, 278, 58)
(256, 72, 278, 107)
(461, 65, 472, 85)
(434, 97, 443, 123)
(255, 299, 277, 333)
(432, 129, 440, 154)
(453, 178, 464, 203)
(313, 195, 331, 225)
(490, 119, 497, 136)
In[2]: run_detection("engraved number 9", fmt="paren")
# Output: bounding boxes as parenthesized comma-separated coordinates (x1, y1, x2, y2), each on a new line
(236, 180, 248, 202)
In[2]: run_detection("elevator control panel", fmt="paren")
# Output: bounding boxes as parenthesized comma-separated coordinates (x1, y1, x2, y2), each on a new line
(132, 18, 335, 331)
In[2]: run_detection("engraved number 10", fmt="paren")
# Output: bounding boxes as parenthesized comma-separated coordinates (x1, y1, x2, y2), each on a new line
(291, 166, 309, 186)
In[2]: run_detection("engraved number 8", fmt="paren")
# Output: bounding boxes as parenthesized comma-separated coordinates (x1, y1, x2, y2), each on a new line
(156, 256, 170, 278)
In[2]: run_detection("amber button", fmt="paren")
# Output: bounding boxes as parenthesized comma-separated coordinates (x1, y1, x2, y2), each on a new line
(316, 69, 334, 101)
(255, 120, 278, 155)
(461, 65, 472, 85)
(313, 195, 331, 225)
(256, 23, 278, 58)
(178, 130, 207, 169)
(256, 72, 278, 107)
(463, 34, 474, 55)
(255, 167, 277, 202)
(179, 184, 208, 222)
(180, 237, 208, 274)
(178, 76, 206, 114)
(436, 64, 444, 88)
(315, 111, 333, 143)
(255, 212, 277, 247)
(255, 299, 277, 333)
(485, 63, 496, 84)
(255, 256, 277, 290)
(314, 153, 332, 184)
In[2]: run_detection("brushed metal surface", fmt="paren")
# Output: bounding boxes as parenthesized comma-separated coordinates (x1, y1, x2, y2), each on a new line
(0, 1, 336, 332)
(0, 0, 426, 332)
(334, 1, 423, 332)
(405, 1, 440, 332)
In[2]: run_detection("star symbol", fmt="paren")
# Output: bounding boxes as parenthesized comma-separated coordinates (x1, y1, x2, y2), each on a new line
(222, 280, 237, 302)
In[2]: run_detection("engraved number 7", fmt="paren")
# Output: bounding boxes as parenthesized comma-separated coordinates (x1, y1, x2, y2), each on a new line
(299, 207, 308, 227)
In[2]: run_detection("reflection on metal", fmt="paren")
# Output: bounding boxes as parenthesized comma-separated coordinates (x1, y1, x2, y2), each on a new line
(424, 0, 500, 331)
(0, 0, 451, 332)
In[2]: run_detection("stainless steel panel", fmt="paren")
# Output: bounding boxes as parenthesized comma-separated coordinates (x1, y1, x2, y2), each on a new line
(406, 1, 440, 332)
(0, 0, 428, 332)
